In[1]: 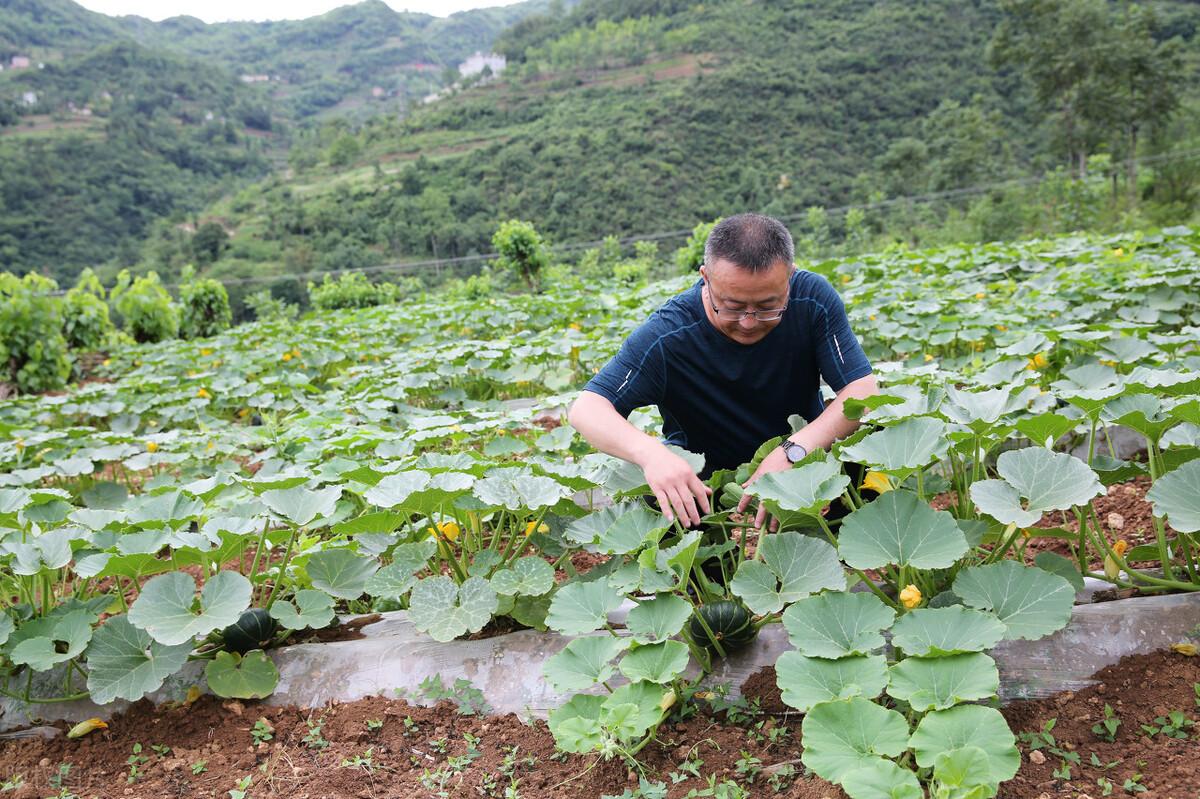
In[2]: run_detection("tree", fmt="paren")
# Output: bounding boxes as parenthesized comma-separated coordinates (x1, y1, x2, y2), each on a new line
(990, 0, 1114, 178)
(492, 220, 549, 292)
(192, 222, 229, 265)
(1105, 4, 1185, 205)
(674, 218, 721, 272)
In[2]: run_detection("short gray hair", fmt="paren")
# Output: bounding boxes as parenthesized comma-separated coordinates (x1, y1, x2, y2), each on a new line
(704, 213, 795, 273)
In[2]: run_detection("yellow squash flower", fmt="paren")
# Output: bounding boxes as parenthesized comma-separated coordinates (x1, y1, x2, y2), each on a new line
(841, 274, 851, 284)
(995, 324, 1007, 332)
(524, 521, 550, 537)
(859, 471, 894, 494)
(196, 387, 210, 399)
(146, 441, 158, 453)
(200, 348, 213, 356)
(1025, 352, 1049, 371)
(899, 585, 922, 609)
(923, 353, 934, 362)
(428, 521, 461, 542)
(1112, 248, 1124, 257)
(974, 291, 986, 299)
(1170, 642, 1198, 657)
(568, 322, 582, 331)
(67, 718, 108, 739)
(1103, 539, 1128, 581)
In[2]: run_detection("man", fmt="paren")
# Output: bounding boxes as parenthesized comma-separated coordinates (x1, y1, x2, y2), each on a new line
(568, 213, 878, 529)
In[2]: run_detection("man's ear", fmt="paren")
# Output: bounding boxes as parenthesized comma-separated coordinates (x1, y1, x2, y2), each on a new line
(698, 264, 708, 284)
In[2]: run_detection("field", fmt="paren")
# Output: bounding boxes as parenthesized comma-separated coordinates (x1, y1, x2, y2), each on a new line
(1, 229, 1200, 798)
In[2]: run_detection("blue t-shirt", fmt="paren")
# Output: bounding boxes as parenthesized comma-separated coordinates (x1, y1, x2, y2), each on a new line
(583, 269, 872, 475)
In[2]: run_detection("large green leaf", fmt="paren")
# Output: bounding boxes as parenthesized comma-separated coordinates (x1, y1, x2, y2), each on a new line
(491, 556, 555, 597)
(838, 490, 968, 570)
(363, 470, 432, 508)
(932, 746, 998, 799)
(953, 562, 1073, 641)
(625, 594, 692, 644)
(775, 652, 889, 712)
(730, 532, 844, 615)
(260, 484, 343, 526)
(564, 502, 664, 555)
(546, 580, 623, 635)
(1145, 459, 1200, 532)
(888, 606, 1006, 656)
(840, 759, 924, 799)
(782, 592, 895, 657)
(838, 417, 948, 472)
(886, 652, 1000, 711)
(970, 447, 1103, 527)
(268, 590, 335, 631)
(909, 705, 1019, 785)
(548, 694, 605, 753)
(85, 615, 192, 704)
(601, 681, 667, 740)
(364, 562, 420, 600)
(408, 576, 498, 642)
(204, 650, 279, 699)
(128, 571, 251, 646)
(800, 698, 911, 783)
(618, 640, 690, 684)
(473, 474, 569, 511)
(543, 635, 629, 692)
(10, 611, 92, 672)
(306, 549, 380, 600)
(744, 456, 849, 517)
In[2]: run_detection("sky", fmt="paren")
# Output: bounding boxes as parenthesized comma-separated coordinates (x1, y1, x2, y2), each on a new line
(75, 1, 524, 23)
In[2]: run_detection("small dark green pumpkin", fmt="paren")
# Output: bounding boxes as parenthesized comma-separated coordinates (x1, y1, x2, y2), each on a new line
(222, 608, 278, 654)
(689, 600, 757, 654)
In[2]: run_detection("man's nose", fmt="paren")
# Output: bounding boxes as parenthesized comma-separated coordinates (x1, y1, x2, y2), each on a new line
(738, 314, 761, 329)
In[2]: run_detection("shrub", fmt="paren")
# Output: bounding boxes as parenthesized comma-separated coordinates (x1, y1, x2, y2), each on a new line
(674, 217, 722, 272)
(613, 240, 659, 286)
(110, 270, 180, 343)
(492, 219, 549, 291)
(62, 268, 116, 351)
(0, 272, 71, 393)
(179, 272, 232, 339)
(244, 288, 299, 323)
(308, 272, 400, 310)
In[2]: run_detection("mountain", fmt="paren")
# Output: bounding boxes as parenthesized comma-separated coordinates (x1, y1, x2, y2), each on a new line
(1, 0, 558, 121)
(0, 0, 554, 280)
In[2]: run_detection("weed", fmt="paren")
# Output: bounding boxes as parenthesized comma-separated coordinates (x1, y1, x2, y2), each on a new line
(0, 774, 22, 792)
(48, 765, 69, 791)
(734, 751, 762, 783)
(1092, 704, 1121, 741)
(1097, 776, 1114, 796)
(150, 744, 170, 757)
(302, 714, 329, 750)
(767, 763, 797, 792)
(1123, 772, 1147, 794)
(228, 775, 253, 799)
(126, 744, 149, 784)
(340, 748, 378, 775)
(402, 715, 419, 736)
(366, 718, 383, 732)
(250, 719, 274, 745)
(191, 760, 208, 775)
(1140, 710, 1193, 739)
(414, 675, 492, 716)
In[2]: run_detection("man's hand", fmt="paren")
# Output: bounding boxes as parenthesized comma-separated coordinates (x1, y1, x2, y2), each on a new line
(737, 445, 792, 531)
(641, 446, 712, 527)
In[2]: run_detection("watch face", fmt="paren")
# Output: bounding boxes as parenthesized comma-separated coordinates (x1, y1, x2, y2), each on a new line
(784, 442, 805, 462)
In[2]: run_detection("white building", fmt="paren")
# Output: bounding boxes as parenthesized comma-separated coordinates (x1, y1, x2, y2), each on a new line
(458, 51, 505, 77)
(21, 91, 37, 106)
(11, 55, 30, 69)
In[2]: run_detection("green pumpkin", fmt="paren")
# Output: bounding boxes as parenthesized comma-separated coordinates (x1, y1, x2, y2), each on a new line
(222, 608, 278, 654)
(689, 600, 757, 654)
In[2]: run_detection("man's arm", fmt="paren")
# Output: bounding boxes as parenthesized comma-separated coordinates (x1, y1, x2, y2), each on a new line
(567, 390, 711, 526)
(737, 373, 879, 527)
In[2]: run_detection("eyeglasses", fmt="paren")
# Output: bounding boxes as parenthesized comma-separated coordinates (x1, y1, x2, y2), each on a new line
(705, 283, 788, 322)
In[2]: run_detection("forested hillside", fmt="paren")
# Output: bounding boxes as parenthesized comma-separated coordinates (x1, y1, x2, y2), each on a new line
(1, 0, 1197, 294)
(0, 0, 552, 280)
(140, 0, 1198, 297)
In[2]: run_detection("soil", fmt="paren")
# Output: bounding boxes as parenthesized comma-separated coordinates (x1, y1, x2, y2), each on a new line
(3, 649, 1196, 799)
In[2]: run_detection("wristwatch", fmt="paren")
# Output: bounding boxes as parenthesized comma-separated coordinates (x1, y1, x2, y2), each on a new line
(780, 440, 808, 464)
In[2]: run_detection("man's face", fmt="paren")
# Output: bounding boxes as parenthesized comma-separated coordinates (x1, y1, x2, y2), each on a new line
(699, 258, 793, 345)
